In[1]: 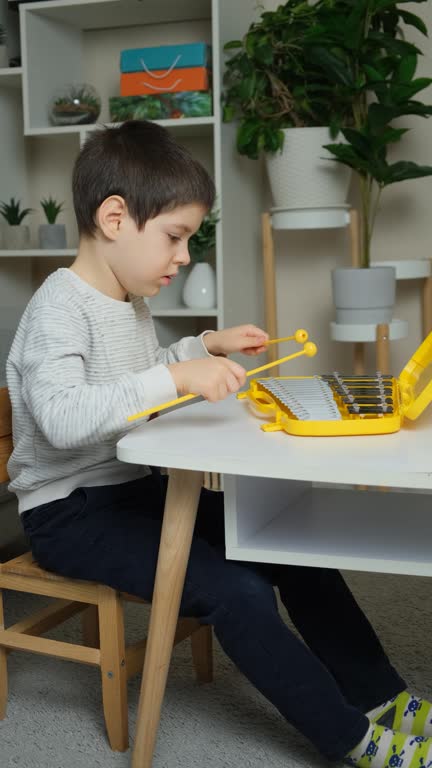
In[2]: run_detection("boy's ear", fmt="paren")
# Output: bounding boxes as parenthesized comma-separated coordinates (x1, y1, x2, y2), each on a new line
(96, 195, 127, 240)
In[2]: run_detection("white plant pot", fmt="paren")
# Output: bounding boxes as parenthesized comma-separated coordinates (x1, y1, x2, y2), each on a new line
(38, 223, 67, 249)
(0, 46, 8, 69)
(332, 266, 396, 324)
(265, 127, 351, 209)
(182, 263, 216, 309)
(4, 225, 31, 250)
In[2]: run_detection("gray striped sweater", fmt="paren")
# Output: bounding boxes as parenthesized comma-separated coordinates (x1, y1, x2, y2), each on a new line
(6, 268, 211, 513)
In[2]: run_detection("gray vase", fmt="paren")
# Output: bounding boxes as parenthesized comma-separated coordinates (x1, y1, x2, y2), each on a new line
(38, 223, 67, 249)
(4, 225, 30, 250)
(332, 266, 396, 324)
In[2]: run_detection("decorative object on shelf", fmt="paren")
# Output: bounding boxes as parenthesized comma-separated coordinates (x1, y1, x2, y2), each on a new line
(109, 92, 212, 122)
(112, 42, 212, 121)
(119, 42, 211, 97)
(0, 197, 33, 249)
(315, 1, 432, 320)
(48, 83, 101, 126)
(39, 197, 66, 249)
(182, 208, 219, 309)
(0, 24, 8, 68)
(222, 1, 352, 208)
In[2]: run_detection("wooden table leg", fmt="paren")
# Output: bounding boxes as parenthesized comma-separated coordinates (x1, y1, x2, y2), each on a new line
(131, 468, 203, 768)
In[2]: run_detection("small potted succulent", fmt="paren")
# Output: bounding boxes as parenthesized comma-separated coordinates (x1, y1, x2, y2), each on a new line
(39, 197, 66, 249)
(183, 209, 219, 309)
(0, 197, 33, 250)
(0, 24, 7, 69)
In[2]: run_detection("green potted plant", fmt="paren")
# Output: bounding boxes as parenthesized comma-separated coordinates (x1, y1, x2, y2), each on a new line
(0, 24, 7, 69)
(39, 197, 66, 249)
(183, 209, 219, 309)
(310, 0, 432, 323)
(0, 197, 33, 250)
(222, 0, 353, 209)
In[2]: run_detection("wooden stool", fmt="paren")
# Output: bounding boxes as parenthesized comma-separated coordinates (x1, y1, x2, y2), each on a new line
(0, 387, 213, 751)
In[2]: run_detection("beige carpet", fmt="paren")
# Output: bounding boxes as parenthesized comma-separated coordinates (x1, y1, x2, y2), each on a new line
(1, 569, 432, 768)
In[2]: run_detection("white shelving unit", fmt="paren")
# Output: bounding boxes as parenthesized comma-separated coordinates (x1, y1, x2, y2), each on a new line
(0, 0, 265, 382)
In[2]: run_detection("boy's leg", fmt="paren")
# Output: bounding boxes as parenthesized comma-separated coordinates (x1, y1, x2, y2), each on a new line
(22, 475, 368, 762)
(272, 564, 406, 712)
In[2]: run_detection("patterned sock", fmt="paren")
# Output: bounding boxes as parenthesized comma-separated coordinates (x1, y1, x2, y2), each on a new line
(345, 722, 432, 768)
(367, 692, 432, 738)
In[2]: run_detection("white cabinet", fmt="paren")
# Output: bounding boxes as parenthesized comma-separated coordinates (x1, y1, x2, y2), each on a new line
(0, 0, 265, 382)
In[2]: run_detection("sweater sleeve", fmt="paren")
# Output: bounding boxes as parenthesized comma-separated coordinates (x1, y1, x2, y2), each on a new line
(20, 303, 179, 450)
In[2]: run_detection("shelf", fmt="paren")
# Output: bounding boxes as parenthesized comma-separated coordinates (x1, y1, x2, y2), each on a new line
(0, 67, 22, 88)
(372, 259, 432, 281)
(226, 483, 432, 577)
(330, 318, 408, 343)
(25, 0, 212, 29)
(0, 249, 76, 258)
(270, 205, 352, 230)
(25, 117, 215, 139)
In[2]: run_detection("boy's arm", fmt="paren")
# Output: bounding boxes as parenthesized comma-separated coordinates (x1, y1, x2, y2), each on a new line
(18, 304, 179, 450)
(148, 315, 213, 364)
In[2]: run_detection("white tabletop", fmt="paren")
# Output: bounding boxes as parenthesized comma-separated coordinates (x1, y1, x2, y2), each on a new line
(117, 395, 432, 490)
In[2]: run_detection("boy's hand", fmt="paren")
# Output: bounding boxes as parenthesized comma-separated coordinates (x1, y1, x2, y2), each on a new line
(204, 325, 269, 357)
(167, 357, 247, 402)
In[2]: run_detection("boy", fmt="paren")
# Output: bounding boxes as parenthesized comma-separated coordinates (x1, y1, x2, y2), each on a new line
(6, 120, 432, 768)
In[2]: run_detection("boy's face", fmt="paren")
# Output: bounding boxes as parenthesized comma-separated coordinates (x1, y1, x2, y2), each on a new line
(110, 202, 207, 298)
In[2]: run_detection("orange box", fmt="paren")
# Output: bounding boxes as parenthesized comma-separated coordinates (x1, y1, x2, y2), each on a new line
(120, 67, 209, 96)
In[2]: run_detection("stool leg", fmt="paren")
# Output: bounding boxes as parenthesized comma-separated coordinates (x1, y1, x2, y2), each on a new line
(0, 588, 8, 719)
(98, 587, 128, 751)
(82, 605, 100, 648)
(376, 323, 390, 373)
(353, 342, 366, 375)
(191, 625, 213, 683)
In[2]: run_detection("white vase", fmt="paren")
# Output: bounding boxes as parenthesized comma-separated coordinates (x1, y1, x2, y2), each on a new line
(265, 126, 351, 209)
(182, 263, 216, 309)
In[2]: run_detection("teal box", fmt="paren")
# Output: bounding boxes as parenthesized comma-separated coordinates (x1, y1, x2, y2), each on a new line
(109, 92, 212, 122)
(120, 42, 211, 74)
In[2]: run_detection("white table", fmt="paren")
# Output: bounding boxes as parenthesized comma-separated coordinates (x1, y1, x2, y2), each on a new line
(117, 395, 432, 767)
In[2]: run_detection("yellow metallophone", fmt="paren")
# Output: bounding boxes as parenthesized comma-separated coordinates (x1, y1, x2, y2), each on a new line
(238, 331, 432, 437)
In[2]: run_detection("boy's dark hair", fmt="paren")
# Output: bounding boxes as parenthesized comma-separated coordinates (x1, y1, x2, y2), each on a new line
(72, 120, 216, 237)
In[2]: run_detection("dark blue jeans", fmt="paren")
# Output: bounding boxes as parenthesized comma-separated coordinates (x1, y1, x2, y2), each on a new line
(21, 471, 405, 761)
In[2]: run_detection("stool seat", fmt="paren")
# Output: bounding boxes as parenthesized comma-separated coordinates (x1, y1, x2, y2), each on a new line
(1, 551, 80, 582)
(330, 318, 408, 343)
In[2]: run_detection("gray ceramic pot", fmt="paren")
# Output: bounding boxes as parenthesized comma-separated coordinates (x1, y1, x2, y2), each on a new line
(4, 225, 30, 250)
(38, 224, 67, 249)
(332, 266, 396, 324)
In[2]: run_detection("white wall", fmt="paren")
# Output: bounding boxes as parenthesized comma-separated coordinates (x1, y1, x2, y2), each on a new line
(258, 0, 432, 375)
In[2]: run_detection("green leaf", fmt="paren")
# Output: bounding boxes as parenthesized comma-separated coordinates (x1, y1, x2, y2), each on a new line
(396, 54, 418, 84)
(382, 161, 432, 185)
(398, 10, 428, 37)
(223, 40, 243, 51)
